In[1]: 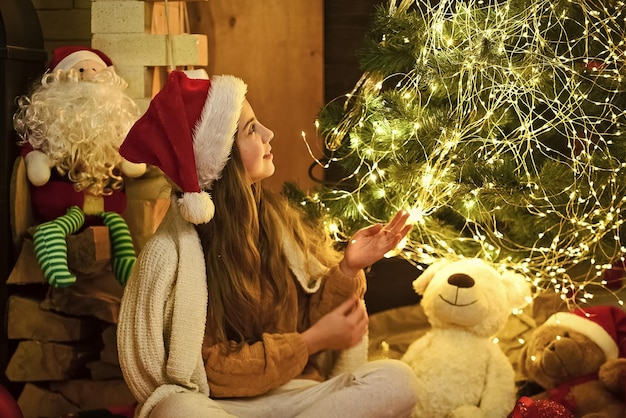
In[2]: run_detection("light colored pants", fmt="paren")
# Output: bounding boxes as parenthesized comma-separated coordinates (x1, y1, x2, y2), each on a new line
(149, 359, 418, 418)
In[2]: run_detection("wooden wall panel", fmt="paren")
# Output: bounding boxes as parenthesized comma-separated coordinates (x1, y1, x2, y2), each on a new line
(323, 0, 383, 183)
(324, 0, 382, 101)
(187, 0, 324, 192)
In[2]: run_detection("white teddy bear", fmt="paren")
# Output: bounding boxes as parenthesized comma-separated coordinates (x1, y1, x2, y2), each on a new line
(400, 258, 531, 418)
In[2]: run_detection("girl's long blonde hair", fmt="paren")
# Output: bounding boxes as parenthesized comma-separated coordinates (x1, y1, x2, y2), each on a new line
(195, 145, 341, 349)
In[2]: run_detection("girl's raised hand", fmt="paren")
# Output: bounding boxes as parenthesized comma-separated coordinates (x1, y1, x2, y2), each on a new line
(339, 210, 412, 277)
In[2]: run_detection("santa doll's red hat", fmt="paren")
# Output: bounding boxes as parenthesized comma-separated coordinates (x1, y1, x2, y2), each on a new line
(48, 46, 113, 72)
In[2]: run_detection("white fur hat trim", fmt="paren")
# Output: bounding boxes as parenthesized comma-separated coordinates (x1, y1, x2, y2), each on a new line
(178, 192, 215, 225)
(193, 75, 247, 191)
(544, 311, 619, 359)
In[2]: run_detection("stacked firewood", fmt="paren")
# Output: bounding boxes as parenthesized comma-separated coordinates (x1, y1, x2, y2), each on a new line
(5, 225, 136, 418)
(6, 159, 170, 418)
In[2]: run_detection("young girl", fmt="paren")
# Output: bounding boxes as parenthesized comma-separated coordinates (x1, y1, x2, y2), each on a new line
(117, 71, 419, 418)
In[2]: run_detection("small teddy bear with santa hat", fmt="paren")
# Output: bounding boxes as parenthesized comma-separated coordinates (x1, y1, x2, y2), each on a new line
(515, 304, 626, 418)
(13, 45, 146, 287)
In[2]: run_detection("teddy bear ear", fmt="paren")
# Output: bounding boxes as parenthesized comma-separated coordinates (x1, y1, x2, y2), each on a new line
(412, 258, 451, 294)
(500, 270, 532, 309)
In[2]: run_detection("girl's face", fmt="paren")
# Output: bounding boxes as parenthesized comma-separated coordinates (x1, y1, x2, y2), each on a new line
(236, 100, 275, 183)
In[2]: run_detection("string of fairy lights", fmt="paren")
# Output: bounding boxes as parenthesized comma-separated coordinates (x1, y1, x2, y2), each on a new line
(303, 0, 626, 307)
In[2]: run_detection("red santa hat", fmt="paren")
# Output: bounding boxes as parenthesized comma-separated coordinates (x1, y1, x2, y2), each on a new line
(48, 45, 113, 72)
(543, 305, 626, 359)
(120, 70, 247, 224)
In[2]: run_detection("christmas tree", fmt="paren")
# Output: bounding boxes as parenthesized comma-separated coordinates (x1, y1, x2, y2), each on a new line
(304, 0, 626, 303)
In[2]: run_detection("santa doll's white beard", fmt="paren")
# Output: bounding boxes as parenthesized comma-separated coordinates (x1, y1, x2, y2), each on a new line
(14, 67, 141, 195)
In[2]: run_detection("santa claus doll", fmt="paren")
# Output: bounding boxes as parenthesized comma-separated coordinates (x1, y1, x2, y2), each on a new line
(13, 46, 146, 287)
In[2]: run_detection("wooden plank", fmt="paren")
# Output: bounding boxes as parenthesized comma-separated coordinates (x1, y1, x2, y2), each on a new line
(123, 167, 172, 200)
(99, 325, 119, 366)
(67, 226, 111, 275)
(10, 156, 33, 254)
(7, 238, 46, 285)
(124, 197, 170, 251)
(7, 295, 98, 342)
(41, 269, 122, 324)
(49, 379, 135, 411)
(151, 2, 188, 34)
(123, 167, 171, 249)
(7, 225, 113, 286)
(5, 341, 98, 382)
(86, 361, 124, 380)
(17, 383, 79, 418)
(151, 1, 190, 94)
(187, 0, 324, 193)
(323, 0, 382, 101)
(322, 0, 383, 183)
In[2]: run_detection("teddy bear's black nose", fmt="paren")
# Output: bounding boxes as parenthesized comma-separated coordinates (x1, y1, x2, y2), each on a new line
(448, 273, 475, 288)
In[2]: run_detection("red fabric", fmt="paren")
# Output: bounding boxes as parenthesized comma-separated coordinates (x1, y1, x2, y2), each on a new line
(604, 262, 625, 290)
(107, 405, 136, 418)
(20, 143, 33, 157)
(547, 372, 597, 413)
(0, 385, 23, 418)
(120, 71, 210, 195)
(30, 181, 126, 223)
(508, 396, 574, 418)
(22, 144, 127, 223)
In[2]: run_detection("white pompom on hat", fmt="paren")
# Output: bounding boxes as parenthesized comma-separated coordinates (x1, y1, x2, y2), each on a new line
(120, 70, 247, 224)
(48, 45, 113, 72)
(543, 305, 626, 360)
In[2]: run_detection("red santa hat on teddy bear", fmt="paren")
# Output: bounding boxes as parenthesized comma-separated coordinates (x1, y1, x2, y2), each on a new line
(120, 70, 247, 224)
(543, 305, 626, 360)
(47, 45, 113, 73)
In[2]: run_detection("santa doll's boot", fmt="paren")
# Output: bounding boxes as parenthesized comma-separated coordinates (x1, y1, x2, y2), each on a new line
(33, 205, 85, 287)
(100, 211, 137, 286)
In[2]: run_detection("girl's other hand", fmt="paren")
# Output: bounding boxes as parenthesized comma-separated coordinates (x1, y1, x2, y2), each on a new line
(301, 295, 368, 355)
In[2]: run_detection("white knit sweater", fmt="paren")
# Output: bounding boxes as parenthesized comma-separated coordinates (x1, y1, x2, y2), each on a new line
(117, 199, 367, 418)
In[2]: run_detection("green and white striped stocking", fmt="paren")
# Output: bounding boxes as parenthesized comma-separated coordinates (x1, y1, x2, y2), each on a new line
(33, 206, 85, 287)
(100, 211, 136, 286)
